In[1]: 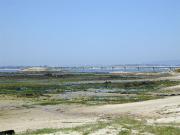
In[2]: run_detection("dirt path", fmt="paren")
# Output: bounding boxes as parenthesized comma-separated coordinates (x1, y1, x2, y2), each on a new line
(0, 106, 98, 133)
(75, 96, 180, 117)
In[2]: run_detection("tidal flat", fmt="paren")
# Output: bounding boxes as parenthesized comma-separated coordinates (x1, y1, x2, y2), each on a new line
(0, 71, 180, 134)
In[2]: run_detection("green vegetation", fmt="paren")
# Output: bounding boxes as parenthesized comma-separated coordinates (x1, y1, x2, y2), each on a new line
(19, 128, 59, 135)
(0, 73, 153, 97)
(0, 73, 144, 82)
(0, 79, 178, 95)
(0, 73, 179, 105)
(18, 116, 180, 135)
(36, 94, 160, 106)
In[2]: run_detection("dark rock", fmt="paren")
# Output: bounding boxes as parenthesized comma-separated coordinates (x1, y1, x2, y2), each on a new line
(0, 130, 15, 135)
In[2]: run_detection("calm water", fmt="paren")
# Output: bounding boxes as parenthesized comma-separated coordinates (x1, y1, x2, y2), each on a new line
(0, 69, 21, 72)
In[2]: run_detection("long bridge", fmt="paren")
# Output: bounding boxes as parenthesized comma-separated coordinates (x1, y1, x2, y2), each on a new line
(55, 65, 180, 72)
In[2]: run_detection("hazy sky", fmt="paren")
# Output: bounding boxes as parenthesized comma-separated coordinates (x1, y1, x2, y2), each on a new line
(0, 0, 180, 66)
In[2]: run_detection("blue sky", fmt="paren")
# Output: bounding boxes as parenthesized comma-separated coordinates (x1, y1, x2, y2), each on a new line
(0, 0, 180, 66)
